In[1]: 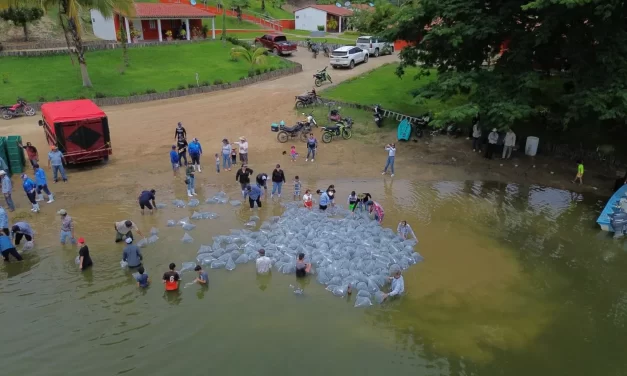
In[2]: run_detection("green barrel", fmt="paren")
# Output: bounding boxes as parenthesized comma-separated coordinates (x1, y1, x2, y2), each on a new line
(6, 135, 25, 175)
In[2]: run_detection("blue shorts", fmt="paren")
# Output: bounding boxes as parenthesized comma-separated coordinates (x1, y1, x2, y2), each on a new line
(172, 163, 179, 171)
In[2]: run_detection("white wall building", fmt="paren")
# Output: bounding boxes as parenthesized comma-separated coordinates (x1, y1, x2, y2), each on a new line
(90, 9, 116, 41)
(294, 5, 353, 32)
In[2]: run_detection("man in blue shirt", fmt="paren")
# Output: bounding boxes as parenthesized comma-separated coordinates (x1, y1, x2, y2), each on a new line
(21, 174, 39, 213)
(122, 237, 143, 268)
(135, 266, 150, 288)
(0, 205, 9, 235)
(244, 184, 263, 210)
(169, 145, 179, 176)
(47, 145, 67, 183)
(0, 170, 15, 211)
(0, 232, 22, 262)
(138, 189, 157, 215)
(33, 164, 54, 204)
(316, 189, 331, 211)
(188, 138, 203, 173)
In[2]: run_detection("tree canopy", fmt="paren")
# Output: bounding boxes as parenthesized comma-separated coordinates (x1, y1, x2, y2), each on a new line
(0, 6, 43, 41)
(387, 0, 627, 143)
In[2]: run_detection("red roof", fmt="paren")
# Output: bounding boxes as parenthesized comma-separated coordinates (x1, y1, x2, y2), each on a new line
(294, 5, 354, 17)
(120, 3, 215, 19)
(41, 100, 106, 124)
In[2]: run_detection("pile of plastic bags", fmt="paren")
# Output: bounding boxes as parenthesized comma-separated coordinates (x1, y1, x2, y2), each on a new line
(191, 202, 422, 307)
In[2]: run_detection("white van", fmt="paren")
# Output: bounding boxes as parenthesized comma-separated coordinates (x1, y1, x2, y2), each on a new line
(356, 36, 393, 57)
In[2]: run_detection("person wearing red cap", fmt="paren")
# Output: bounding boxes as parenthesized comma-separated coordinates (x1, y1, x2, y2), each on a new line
(77, 237, 93, 271)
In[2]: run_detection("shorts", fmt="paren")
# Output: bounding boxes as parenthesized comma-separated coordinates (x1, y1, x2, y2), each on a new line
(349, 202, 356, 211)
(304, 201, 313, 209)
(139, 200, 153, 210)
(172, 163, 179, 171)
(319, 204, 328, 211)
(576, 173, 583, 178)
(294, 190, 301, 197)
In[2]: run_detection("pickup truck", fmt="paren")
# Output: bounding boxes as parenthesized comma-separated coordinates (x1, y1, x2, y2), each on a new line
(254, 34, 297, 56)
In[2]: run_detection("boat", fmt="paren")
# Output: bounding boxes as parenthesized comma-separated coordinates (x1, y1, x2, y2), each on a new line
(596, 184, 627, 231)
(397, 119, 411, 141)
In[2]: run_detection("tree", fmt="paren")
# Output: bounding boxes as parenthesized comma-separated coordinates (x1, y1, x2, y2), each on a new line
(230, 46, 267, 68)
(0, 6, 44, 41)
(351, 0, 398, 35)
(387, 0, 627, 143)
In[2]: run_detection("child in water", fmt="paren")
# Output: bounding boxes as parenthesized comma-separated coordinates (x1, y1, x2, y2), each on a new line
(347, 191, 358, 212)
(215, 153, 220, 173)
(290, 146, 298, 162)
(135, 266, 150, 288)
(294, 176, 301, 200)
(303, 189, 313, 209)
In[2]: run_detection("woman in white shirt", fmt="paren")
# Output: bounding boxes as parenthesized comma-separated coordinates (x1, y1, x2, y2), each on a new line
(397, 220, 417, 241)
(302, 189, 313, 209)
(382, 143, 396, 177)
(233, 136, 249, 164)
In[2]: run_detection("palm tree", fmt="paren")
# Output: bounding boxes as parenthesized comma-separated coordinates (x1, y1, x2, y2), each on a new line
(230, 46, 267, 68)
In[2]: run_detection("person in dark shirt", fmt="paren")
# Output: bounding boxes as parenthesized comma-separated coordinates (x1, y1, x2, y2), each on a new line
(295, 252, 311, 278)
(194, 265, 209, 286)
(355, 192, 372, 212)
(271, 164, 286, 198)
(235, 164, 254, 197)
(174, 122, 187, 141)
(77, 237, 93, 271)
(135, 266, 150, 288)
(256, 173, 268, 192)
(163, 262, 180, 291)
(177, 138, 188, 167)
(138, 189, 157, 214)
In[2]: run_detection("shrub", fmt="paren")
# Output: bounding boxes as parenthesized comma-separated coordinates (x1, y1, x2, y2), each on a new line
(78, 95, 86, 99)
(247, 70, 255, 77)
(188, 83, 196, 89)
(225, 35, 251, 50)
(201, 81, 210, 87)
(263, 68, 268, 73)
(1, 73, 9, 84)
(145, 88, 157, 94)
(239, 76, 245, 81)
(94, 92, 107, 98)
(269, 66, 276, 72)
(255, 68, 262, 76)
(213, 79, 223, 85)
(177, 84, 186, 90)
(169, 88, 177, 91)
(38, 96, 45, 102)
(317, 25, 324, 31)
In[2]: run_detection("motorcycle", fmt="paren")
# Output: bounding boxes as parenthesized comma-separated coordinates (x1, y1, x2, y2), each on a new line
(277, 117, 313, 143)
(373, 104, 383, 128)
(2, 98, 36, 120)
(411, 113, 432, 138)
(328, 108, 342, 122)
(294, 89, 322, 109)
(302, 112, 318, 128)
(321, 122, 352, 143)
(314, 66, 332, 87)
(322, 40, 330, 57)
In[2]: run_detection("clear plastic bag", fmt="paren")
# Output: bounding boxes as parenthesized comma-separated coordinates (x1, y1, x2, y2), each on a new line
(172, 199, 186, 208)
(211, 260, 226, 269)
(136, 238, 148, 248)
(225, 257, 236, 271)
(150, 227, 159, 236)
(191, 211, 203, 220)
(178, 217, 190, 226)
(197, 245, 212, 254)
(354, 296, 373, 308)
(180, 262, 196, 273)
(230, 200, 242, 207)
(181, 233, 194, 243)
(249, 215, 260, 222)
(188, 199, 200, 207)
(182, 223, 196, 231)
(245, 221, 256, 228)
(205, 198, 218, 204)
(374, 291, 385, 304)
(120, 260, 128, 268)
(235, 254, 249, 264)
(166, 220, 176, 227)
(156, 203, 167, 209)
(147, 235, 159, 244)
(357, 290, 371, 299)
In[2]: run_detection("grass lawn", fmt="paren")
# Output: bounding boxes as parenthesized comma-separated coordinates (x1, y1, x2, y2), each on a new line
(322, 63, 467, 117)
(232, 32, 354, 45)
(204, 0, 293, 19)
(0, 42, 292, 103)
(206, 15, 262, 30)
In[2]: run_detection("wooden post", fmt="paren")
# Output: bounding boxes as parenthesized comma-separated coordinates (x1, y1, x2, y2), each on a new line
(157, 19, 162, 42)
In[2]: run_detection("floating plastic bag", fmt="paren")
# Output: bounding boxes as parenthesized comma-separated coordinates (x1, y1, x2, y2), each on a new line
(136, 238, 148, 248)
(357, 290, 371, 299)
(245, 221, 256, 228)
(166, 220, 176, 227)
(75, 256, 80, 265)
(156, 203, 167, 209)
(205, 198, 218, 204)
(173, 199, 186, 208)
(374, 291, 385, 304)
(191, 211, 203, 220)
(22, 241, 34, 251)
(354, 296, 373, 308)
(230, 200, 241, 207)
(216, 191, 227, 198)
(197, 245, 212, 254)
(188, 199, 200, 207)
(180, 262, 196, 273)
(120, 260, 128, 269)
(150, 227, 159, 236)
(182, 223, 196, 231)
(225, 257, 236, 271)
(249, 215, 260, 222)
(181, 233, 194, 243)
(211, 260, 226, 269)
(147, 235, 159, 244)
(235, 254, 249, 264)
(178, 217, 190, 226)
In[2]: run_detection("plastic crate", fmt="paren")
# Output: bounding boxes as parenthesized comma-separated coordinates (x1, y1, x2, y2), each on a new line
(6, 135, 25, 175)
(0, 137, 9, 175)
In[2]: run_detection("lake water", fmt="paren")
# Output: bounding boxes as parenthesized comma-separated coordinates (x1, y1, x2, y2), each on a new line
(1, 179, 626, 376)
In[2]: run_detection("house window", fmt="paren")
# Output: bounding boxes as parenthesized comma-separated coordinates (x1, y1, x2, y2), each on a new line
(149, 20, 157, 29)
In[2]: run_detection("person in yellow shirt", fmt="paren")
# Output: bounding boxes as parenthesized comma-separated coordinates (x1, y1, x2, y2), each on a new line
(572, 160, 584, 185)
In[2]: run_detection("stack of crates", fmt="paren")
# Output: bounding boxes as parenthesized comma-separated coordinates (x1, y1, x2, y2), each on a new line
(0, 137, 10, 176)
(5, 136, 25, 175)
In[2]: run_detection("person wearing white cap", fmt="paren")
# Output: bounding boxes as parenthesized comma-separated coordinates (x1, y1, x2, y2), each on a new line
(0, 170, 15, 211)
(58, 209, 76, 245)
(485, 128, 499, 159)
(232, 136, 249, 164)
(122, 237, 143, 269)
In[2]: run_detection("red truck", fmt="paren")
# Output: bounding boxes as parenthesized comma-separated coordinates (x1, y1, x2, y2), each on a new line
(254, 34, 297, 56)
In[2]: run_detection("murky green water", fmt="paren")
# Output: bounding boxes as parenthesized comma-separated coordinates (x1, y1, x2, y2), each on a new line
(1, 180, 626, 376)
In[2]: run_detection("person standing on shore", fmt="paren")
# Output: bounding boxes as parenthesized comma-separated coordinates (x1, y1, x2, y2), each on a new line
(0, 171, 14, 212)
(305, 133, 317, 162)
(177, 137, 188, 167)
(485, 128, 499, 159)
(502, 128, 516, 159)
(169, 145, 180, 177)
(233, 136, 249, 164)
(48, 145, 67, 183)
(271, 164, 286, 198)
(174, 122, 187, 142)
(472, 120, 482, 152)
(58, 209, 76, 245)
(382, 143, 396, 177)
(188, 138, 203, 172)
(19, 141, 39, 169)
(21, 174, 39, 213)
(236, 164, 254, 197)
(34, 164, 54, 204)
(221, 139, 233, 171)
(573, 160, 584, 185)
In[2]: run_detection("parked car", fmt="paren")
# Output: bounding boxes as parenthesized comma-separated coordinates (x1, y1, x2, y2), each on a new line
(330, 46, 368, 69)
(254, 34, 297, 56)
(356, 35, 393, 57)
